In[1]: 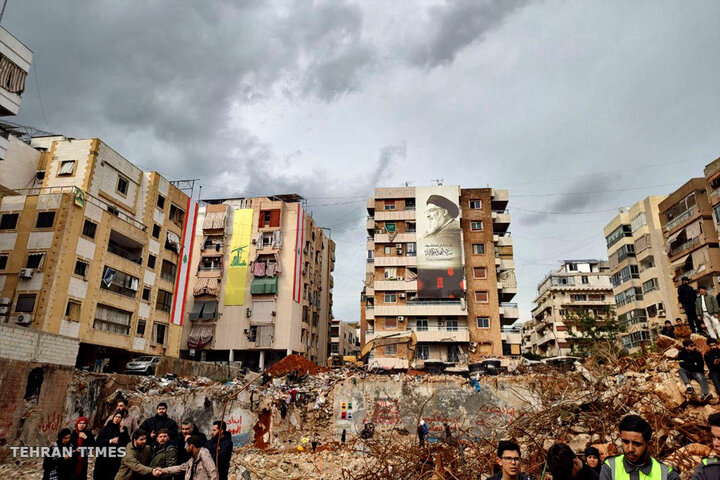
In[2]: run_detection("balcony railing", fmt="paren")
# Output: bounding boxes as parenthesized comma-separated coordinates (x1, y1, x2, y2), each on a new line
(107, 244, 142, 265)
(670, 236, 700, 256)
(500, 302, 518, 308)
(406, 299, 461, 305)
(408, 326, 468, 332)
(664, 207, 695, 231)
(616, 295, 643, 307)
(367, 258, 375, 263)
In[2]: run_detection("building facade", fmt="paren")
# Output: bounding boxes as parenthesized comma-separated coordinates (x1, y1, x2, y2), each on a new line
(603, 197, 681, 351)
(0, 137, 192, 370)
(360, 186, 517, 370)
(329, 320, 359, 357)
(659, 178, 720, 297)
(523, 260, 614, 357)
(181, 196, 335, 369)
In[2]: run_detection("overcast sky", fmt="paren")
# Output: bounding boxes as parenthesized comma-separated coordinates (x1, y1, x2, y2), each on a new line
(5, 1, 719, 326)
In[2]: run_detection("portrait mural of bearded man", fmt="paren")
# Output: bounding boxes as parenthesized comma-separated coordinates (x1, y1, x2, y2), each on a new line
(416, 186, 465, 298)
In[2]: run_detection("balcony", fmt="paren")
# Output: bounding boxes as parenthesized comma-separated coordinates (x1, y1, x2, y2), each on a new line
(0, 27, 33, 117)
(374, 233, 416, 243)
(373, 280, 418, 291)
(664, 207, 695, 232)
(107, 230, 144, 265)
(493, 235, 513, 246)
(409, 326, 470, 343)
(499, 303, 519, 320)
(374, 210, 416, 221)
(496, 258, 514, 270)
(365, 308, 375, 320)
(374, 256, 418, 267)
(201, 241, 224, 257)
(670, 236, 700, 256)
(366, 218, 375, 230)
(374, 299, 465, 316)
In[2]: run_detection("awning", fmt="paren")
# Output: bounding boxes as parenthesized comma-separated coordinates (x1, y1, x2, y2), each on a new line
(251, 277, 278, 295)
(189, 300, 218, 320)
(166, 231, 181, 253)
(250, 300, 275, 325)
(666, 229, 683, 245)
(193, 277, 219, 296)
(202, 211, 226, 230)
(187, 324, 215, 349)
(671, 253, 691, 268)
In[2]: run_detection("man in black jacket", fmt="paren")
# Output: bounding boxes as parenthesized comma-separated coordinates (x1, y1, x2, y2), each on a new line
(660, 320, 676, 338)
(206, 420, 233, 480)
(678, 339, 710, 402)
(139, 402, 179, 446)
(175, 419, 207, 465)
(488, 440, 533, 480)
(546, 442, 598, 480)
(679, 277, 703, 334)
(704, 338, 720, 396)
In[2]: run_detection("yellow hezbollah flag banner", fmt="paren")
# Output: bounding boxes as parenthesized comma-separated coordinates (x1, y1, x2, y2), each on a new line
(225, 208, 253, 305)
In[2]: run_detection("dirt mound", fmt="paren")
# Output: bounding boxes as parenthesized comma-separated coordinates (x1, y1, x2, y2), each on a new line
(266, 354, 327, 377)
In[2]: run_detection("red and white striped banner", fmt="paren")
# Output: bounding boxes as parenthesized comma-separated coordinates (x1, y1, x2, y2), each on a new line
(171, 199, 198, 325)
(292, 204, 305, 303)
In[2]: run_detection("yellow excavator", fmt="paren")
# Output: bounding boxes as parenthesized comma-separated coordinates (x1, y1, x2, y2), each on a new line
(327, 331, 418, 368)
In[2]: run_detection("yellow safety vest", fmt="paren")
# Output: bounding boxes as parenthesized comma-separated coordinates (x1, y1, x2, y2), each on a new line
(604, 455, 671, 480)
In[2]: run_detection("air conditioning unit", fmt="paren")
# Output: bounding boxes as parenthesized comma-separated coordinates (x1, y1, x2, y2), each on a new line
(16, 314, 33, 325)
(0, 307, 7, 315)
(398, 293, 406, 298)
(252, 239, 257, 244)
(0, 297, 9, 305)
(246, 308, 252, 317)
(398, 316, 405, 322)
(658, 308, 666, 317)
(19, 268, 34, 279)
(396, 244, 402, 248)
(272, 311, 277, 316)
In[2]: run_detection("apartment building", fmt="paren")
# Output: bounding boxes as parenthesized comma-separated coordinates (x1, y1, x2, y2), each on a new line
(0, 136, 193, 370)
(360, 185, 518, 370)
(181, 196, 335, 369)
(523, 260, 613, 357)
(659, 178, 720, 298)
(329, 320, 359, 357)
(501, 326, 522, 358)
(603, 197, 681, 351)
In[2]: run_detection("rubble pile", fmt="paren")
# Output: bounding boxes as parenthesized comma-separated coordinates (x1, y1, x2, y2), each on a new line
(2, 336, 720, 479)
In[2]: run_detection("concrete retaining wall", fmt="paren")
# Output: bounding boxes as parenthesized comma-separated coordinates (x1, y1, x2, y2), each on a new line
(0, 325, 78, 367)
(155, 356, 244, 380)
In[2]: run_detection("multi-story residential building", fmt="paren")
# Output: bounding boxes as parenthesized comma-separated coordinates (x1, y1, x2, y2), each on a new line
(604, 197, 681, 351)
(501, 325, 522, 358)
(360, 185, 517, 369)
(523, 260, 614, 357)
(659, 178, 720, 297)
(0, 136, 194, 370)
(329, 319, 359, 357)
(181, 196, 335, 369)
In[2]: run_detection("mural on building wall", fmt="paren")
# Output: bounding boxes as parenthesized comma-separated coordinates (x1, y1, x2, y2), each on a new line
(225, 209, 253, 305)
(416, 186, 464, 298)
(171, 200, 198, 325)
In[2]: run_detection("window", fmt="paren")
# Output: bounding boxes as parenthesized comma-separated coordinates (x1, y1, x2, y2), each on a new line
(573, 294, 588, 302)
(472, 243, 485, 255)
(82, 220, 97, 239)
(16, 294, 37, 313)
(65, 301, 81, 322)
(74, 260, 88, 278)
(385, 222, 396, 233)
(0, 254, 7, 270)
(169, 204, 185, 227)
(581, 276, 589, 284)
(384, 201, 396, 210)
(385, 317, 397, 328)
(477, 317, 490, 328)
(156, 195, 165, 210)
(384, 267, 397, 279)
(0, 213, 18, 230)
(631, 212, 646, 232)
(367, 250, 374, 260)
(147, 254, 156, 269)
(384, 246, 392, 255)
(155, 289, 173, 313)
(470, 221, 483, 231)
(248, 326, 257, 342)
(154, 323, 167, 345)
(116, 176, 129, 195)
(57, 160, 75, 176)
(406, 243, 416, 256)
(643, 278, 659, 294)
(406, 222, 416, 233)
(384, 293, 397, 303)
(161, 260, 177, 282)
(264, 211, 271, 224)
(568, 263, 578, 271)
(35, 212, 55, 228)
(26, 253, 44, 269)
(101, 267, 139, 298)
(416, 345, 430, 360)
(446, 318, 458, 331)
(107, 205, 119, 217)
(93, 304, 132, 335)
(136, 319, 146, 336)
(475, 291, 489, 303)
(152, 224, 161, 239)
(473, 267, 487, 279)
(258, 210, 280, 228)
(416, 318, 428, 331)
(469, 199, 482, 209)
(142, 287, 151, 302)
(384, 344, 397, 355)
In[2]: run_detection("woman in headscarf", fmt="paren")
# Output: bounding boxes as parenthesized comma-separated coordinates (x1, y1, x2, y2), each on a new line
(583, 446, 602, 475)
(93, 412, 129, 480)
(70, 417, 95, 480)
(42, 428, 74, 480)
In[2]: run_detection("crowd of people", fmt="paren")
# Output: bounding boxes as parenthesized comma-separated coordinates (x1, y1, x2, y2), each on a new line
(42, 399, 233, 480)
(480, 413, 719, 480)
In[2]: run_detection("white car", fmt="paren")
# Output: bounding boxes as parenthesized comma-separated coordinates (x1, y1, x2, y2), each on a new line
(125, 356, 161, 375)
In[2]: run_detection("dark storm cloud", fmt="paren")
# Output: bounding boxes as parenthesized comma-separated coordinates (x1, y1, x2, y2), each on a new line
(406, 0, 530, 68)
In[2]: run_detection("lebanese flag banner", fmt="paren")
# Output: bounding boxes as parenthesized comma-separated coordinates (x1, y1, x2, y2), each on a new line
(292, 204, 305, 303)
(171, 200, 198, 326)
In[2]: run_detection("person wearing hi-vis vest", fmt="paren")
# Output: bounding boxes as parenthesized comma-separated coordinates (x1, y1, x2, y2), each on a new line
(599, 415, 679, 480)
(691, 412, 720, 480)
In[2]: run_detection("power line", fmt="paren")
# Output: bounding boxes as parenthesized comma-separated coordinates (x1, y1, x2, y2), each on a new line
(32, 59, 50, 131)
(513, 206, 620, 215)
(511, 182, 681, 198)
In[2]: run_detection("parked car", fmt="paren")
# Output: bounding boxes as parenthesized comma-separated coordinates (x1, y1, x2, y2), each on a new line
(125, 356, 161, 375)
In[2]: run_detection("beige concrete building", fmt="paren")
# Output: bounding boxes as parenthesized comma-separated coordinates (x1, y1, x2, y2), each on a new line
(360, 185, 517, 370)
(501, 325, 522, 358)
(0, 136, 192, 370)
(523, 260, 614, 357)
(181, 196, 335, 369)
(603, 197, 681, 351)
(329, 320, 359, 357)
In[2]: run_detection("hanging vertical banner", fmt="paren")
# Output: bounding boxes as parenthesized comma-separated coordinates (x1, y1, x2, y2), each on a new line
(416, 186, 464, 298)
(292, 204, 305, 303)
(225, 208, 253, 305)
(171, 200, 198, 326)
